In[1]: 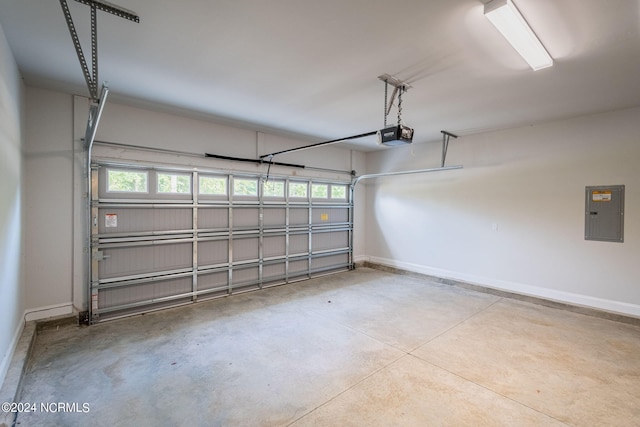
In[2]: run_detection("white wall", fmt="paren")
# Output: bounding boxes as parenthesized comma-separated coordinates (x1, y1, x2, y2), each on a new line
(23, 88, 75, 319)
(365, 107, 640, 317)
(91, 100, 363, 175)
(0, 23, 25, 389)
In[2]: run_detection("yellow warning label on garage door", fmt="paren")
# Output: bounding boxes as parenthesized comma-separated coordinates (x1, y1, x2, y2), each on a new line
(320, 213, 329, 221)
(592, 190, 612, 202)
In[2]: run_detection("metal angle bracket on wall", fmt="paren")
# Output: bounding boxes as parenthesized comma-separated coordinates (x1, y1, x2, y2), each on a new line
(440, 131, 458, 167)
(59, 0, 139, 102)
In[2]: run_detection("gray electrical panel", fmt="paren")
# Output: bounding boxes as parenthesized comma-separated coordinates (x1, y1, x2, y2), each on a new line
(585, 185, 625, 243)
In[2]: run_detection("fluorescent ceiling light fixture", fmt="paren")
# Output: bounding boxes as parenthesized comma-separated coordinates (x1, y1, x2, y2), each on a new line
(484, 0, 553, 70)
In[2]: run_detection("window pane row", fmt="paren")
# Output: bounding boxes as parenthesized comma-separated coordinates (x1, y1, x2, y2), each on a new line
(106, 169, 348, 199)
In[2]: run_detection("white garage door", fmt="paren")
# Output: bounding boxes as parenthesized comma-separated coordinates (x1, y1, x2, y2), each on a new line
(90, 163, 352, 322)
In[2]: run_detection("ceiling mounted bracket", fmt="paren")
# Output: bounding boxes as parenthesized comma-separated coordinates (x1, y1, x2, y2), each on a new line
(440, 131, 458, 167)
(74, 0, 140, 22)
(378, 74, 412, 126)
(59, 0, 139, 102)
(378, 74, 414, 146)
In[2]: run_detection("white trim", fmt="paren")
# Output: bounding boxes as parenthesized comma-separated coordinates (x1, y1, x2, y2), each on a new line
(0, 317, 24, 391)
(353, 255, 370, 264)
(24, 303, 74, 322)
(368, 256, 640, 318)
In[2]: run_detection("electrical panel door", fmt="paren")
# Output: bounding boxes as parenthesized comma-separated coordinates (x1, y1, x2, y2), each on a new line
(585, 185, 624, 243)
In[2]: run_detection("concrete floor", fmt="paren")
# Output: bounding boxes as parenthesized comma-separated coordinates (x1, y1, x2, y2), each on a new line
(12, 268, 640, 426)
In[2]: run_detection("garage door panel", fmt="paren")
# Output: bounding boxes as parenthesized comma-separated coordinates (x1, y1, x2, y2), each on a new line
(98, 276, 192, 309)
(198, 270, 229, 291)
(98, 208, 151, 234)
(263, 262, 285, 282)
(233, 238, 259, 262)
(98, 296, 194, 321)
(198, 207, 229, 229)
(233, 208, 259, 229)
(264, 235, 285, 258)
(312, 207, 349, 225)
(99, 243, 192, 279)
(311, 253, 349, 272)
(289, 208, 309, 225)
(198, 240, 229, 266)
(312, 231, 349, 252)
(289, 259, 309, 275)
(264, 207, 286, 227)
(98, 208, 192, 234)
(289, 234, 309, 255)
(154, 208, 193, 231)
(233, 266, 259, 286)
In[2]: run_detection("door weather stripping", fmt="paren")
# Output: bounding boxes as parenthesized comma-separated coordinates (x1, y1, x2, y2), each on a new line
(59, 0, 139, 102)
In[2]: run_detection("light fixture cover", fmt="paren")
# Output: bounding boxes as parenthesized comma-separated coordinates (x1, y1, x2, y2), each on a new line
(484, 0, 553, 71)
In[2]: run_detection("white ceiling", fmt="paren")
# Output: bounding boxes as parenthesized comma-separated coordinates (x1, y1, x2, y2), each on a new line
(1, 0, 639, 150)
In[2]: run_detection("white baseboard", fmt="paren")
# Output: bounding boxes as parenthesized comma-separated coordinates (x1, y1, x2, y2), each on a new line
(367, 256, 640, 318)
(0, 317, 24, 393)
(24, 303, 74, 322)
(353, 255, 370, 264)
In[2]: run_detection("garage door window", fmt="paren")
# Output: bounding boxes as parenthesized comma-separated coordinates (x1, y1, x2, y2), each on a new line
(199, 175, 227, 195)
(107, 169, 148, 193)
(311, 183, 329, 199)
(234, 178, 258, 196)
(158, 173, 191, 194)
(289, 182, 308, 199)
(263, 180, 285, 198)
(331, 185, 347, 200)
